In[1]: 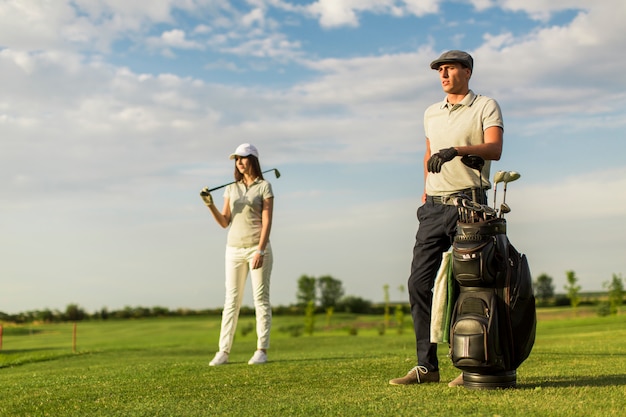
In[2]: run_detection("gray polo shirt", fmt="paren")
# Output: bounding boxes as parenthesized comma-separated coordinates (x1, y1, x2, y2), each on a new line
(424, 90, 503, 195)
(224, 178, 274, 248)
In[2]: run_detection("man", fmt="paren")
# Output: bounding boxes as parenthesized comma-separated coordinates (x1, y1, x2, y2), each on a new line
(389, 50, 503, 387)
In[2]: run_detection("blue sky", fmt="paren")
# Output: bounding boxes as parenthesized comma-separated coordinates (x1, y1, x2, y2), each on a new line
(1, 0, 625, 314)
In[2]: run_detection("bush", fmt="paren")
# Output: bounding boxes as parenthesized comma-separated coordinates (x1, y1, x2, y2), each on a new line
(554, 295, 571, 306)
(277, 324, 304, 337)
(338, 296, 373, 314)
(597, 302, 611, 317)
(240, 322, 254, 337)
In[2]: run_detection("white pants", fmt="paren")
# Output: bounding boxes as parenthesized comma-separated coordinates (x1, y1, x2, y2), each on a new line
(218, 244, 273, 353)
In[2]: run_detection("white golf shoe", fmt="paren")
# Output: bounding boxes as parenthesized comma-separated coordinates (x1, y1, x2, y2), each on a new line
(209, 351, 229, 366)
(248, 350, 267, 365)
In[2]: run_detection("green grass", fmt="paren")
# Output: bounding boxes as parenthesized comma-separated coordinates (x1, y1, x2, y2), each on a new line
(1, 311, 626, 416)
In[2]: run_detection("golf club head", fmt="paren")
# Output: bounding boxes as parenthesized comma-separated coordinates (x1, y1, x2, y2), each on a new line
(261, 168, 281, 179)
(493, 171, 506, 184)
(462, 199, 483, 211)
(483, 206, 497, 217)
(461, 154, 485, 171)
(506, 171, 520, 183)
(500, 203, 511, 213)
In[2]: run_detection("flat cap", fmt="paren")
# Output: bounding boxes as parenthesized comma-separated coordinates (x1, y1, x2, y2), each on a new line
(430, 50, 473, 71)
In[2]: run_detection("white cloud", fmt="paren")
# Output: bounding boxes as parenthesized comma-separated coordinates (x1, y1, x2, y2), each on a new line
(160, 29, 204, 49)
(145, 29, 205, 56)
(495, 0, 592, 21)
(307, 0, 359, 28)
(512, 167, 626, 222)
(305, 0, 441, 28)
(242, 7, 266, 27)
(402, 0, 441, 16)
(219, 33, 302, 59)
(0, 0, 77, 50)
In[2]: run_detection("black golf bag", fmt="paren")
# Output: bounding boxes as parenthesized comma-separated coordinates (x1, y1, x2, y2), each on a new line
(449, 218, 536, 389)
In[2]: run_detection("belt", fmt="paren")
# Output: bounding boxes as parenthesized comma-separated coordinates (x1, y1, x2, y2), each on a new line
(426, 195, 454, 205)
(427, 188, 484, 205)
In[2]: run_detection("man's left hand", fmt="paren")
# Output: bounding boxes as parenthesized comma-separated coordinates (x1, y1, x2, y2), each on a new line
(427, 147, 458, 173)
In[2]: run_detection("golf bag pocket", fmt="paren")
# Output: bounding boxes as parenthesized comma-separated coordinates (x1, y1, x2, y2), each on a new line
(452, 238, 500, 287)
(450, 290, 505, 372)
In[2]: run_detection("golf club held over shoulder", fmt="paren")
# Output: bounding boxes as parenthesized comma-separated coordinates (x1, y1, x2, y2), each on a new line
(202, 168, 281, 194)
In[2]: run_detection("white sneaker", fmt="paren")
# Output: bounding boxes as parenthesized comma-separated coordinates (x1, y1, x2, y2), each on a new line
(248, 350, 267, 365)
(209, 351, 229, 366)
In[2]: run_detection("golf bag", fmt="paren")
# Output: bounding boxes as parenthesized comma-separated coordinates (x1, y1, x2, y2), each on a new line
(449, 218, 536, 389)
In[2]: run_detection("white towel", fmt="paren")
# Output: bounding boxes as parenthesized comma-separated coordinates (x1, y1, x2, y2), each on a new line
(430, 251, 451, 343)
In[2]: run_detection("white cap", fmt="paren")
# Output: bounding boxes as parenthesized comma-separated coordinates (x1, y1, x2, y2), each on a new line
(229, 143, 259, 160)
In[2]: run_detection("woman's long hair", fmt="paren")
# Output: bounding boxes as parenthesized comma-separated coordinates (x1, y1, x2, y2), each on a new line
(234, 155, 264, 182)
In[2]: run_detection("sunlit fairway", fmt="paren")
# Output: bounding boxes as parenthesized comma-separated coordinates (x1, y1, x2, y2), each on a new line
(1, 310, 625, 416)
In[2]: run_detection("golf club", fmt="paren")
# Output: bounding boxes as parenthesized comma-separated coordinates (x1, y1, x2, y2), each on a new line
(481, 204, 498, 220)
(499, 202, 511, 218)
(502, 171, 520, 204)
(204, 168, 281, 193)
(453, 196, 471, 223)
(461, 155, 485, 203)
(452, 197, 464, 223)
(492, 171, 506, 210)
(462, 198, 484, 223)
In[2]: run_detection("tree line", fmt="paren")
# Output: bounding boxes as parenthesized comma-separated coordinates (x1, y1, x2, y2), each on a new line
(0, 274, 376, 324)
(2, 271, 623, 324)
(534, 271, 624, 315)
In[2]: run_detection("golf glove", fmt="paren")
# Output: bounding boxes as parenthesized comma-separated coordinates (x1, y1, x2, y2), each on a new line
(427, 147, 458, 173)
(200, 188, 213, 207)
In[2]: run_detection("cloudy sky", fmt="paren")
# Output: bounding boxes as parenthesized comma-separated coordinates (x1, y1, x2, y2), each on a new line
(2, 0, 625, 315)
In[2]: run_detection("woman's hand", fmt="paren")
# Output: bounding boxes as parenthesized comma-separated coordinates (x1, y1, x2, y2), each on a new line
(200, 188, 213, 207)
(251, 250, 264, 269)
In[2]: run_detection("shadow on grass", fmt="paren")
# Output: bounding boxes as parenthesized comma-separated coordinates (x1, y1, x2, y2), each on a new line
(519, 374, 626, 388)
(0, 328, 44, 336)
(203, 354, 386, 366)
(0, 347, 63, 354)
(0, 348, 86, 369)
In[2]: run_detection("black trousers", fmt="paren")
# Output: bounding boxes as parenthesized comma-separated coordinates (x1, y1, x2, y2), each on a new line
(408, 200, 458, 371)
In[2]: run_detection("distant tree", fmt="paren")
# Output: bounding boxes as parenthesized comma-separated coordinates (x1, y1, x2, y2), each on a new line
(99, 307, 110, 320)
(325, 306, 334, 328)
(65, 304, 85, 321)
(151, 306, 170, 317)
(604, 273, 624, 315)
(296, 275, 317, 307)
(534, 273, 555, 305)
(317, 275, 344, 309)
(304, 300, 316, 336)
(394, 304, 405, 335)
(116, 306, 134, 319)
(564, 270, 582, 310)
(383, 284, 390, 332)
(30, 308, 56, 323)
(398, 285, 405, 296)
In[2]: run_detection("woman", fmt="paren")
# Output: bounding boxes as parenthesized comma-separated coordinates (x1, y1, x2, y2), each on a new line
(200, 143, 274, 366)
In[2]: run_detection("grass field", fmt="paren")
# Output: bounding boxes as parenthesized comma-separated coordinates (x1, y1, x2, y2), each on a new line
(1, 309, 625, 416)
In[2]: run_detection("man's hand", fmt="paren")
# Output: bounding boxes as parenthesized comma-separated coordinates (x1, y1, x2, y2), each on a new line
(427, 147, 458, 173)
(200, 187, 213, 207)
